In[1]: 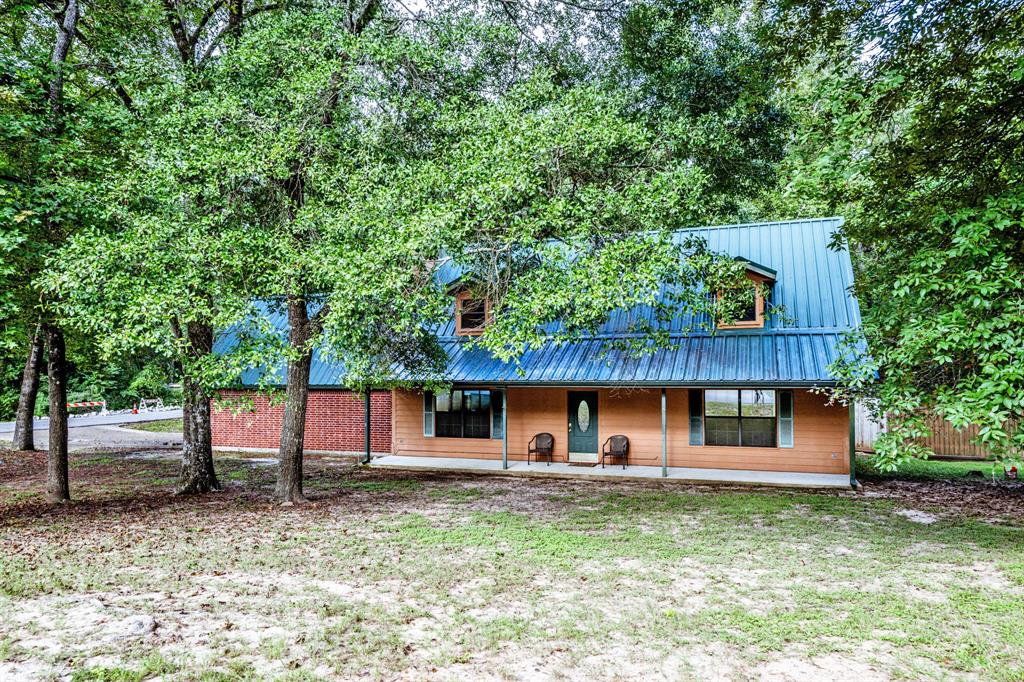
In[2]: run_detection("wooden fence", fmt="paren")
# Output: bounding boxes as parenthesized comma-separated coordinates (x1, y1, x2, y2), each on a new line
(854, 404, 886, 453)
(855, 404, 1016, 460)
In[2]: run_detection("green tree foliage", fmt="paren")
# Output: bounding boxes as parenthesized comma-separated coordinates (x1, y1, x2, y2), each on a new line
(762, 0, 1024, 467)
(401, 76, 762, 365)
(619, 0, 788, 216)
(0, 0, 135, 421)
(42, 0, 298, 493)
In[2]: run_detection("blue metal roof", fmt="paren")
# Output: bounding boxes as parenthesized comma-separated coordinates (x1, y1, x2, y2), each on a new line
(224, 217, 859, 387)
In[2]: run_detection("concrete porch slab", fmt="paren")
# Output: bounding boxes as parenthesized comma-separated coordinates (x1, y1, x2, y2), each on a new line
(370, 455, 851, 489)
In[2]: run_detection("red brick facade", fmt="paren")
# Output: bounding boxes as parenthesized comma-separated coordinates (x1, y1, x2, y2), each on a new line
(211, 389, 392, 454)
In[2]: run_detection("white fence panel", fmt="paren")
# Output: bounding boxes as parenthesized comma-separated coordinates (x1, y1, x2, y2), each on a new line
(855, 403, 886, 452)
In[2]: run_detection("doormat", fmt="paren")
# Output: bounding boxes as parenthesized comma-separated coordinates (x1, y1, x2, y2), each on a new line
(568, 462, 598, 468)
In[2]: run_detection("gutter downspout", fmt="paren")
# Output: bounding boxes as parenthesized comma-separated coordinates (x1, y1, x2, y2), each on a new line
(501, 387, 508, 470)
(661, 388, 668, 478)
(849, 400, 858, 489)
(362, 391, 372, 465)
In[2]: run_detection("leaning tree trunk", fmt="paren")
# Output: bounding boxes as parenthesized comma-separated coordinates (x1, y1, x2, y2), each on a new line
(12, 326, 44, 451)
(45, 325, 69, 502)
(276, 297, 315, 503)
(177, 322, 219, 494)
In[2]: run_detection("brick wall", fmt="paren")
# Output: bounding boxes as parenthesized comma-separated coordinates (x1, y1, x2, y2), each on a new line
(211, 389, 392, 453)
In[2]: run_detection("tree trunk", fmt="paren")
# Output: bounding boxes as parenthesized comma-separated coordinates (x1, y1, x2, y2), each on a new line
(48, 0, 79, 126)
(276, 297, 315, 503)
(12, 327, 44, 451)
(39, 0, 77, 500)
(45, 324, 69, 503)
(177, 322, 219, 494)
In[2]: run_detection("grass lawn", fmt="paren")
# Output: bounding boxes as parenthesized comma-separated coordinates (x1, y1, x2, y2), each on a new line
(1, 450, 1023, 681)
(856, 454, 1011, 482)
(122, 418, 183, 433)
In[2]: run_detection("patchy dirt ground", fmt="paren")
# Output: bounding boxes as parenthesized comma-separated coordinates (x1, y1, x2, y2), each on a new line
(1, 448, 1023, 681)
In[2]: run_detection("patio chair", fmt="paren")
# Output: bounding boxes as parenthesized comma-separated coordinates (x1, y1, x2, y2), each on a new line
(528, 432, 555, 465)
(602, 435, 629, 469)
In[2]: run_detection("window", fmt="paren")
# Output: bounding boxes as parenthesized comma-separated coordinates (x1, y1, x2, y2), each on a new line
(456, 292, 489, 335)
(717, 272, 772, 330)
(703, 389, 777, 447)
(737, 289, 758, 323)
(435, 389, 464, 437)
(425, 389, 503, 439)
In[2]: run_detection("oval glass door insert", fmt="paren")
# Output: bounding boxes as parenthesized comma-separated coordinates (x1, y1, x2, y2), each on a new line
(577, 400, 591, 433)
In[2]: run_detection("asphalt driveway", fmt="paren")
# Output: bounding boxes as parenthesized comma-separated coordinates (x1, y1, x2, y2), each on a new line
(0, 409, 182, 452)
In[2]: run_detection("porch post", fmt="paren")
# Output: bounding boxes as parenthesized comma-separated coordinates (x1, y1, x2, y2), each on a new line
(363, 391, 371, 465)
(849, 399, 858, 489)
(661, 387, 668, 477)
(501, 387, 508, 470)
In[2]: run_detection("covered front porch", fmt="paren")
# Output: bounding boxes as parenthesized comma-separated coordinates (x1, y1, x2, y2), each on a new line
(371, 454, 852, 488)
(392, 386, 855, 488)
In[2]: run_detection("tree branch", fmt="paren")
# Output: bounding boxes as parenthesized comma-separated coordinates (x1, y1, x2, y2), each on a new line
(161, 0, 194, 66)
(196, 3, 283, 68)
(188, 0, 226, 50)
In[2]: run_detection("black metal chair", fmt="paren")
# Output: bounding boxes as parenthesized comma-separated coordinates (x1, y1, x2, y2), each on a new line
(528, 432, 555, 465)
(602, 435, 629, 469)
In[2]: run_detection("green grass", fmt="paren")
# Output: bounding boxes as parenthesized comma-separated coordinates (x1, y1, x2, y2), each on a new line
(121, 417, 182, 433)
(70, 653, 177, 681)
(121, 413, 182, 430)
(857, 453, 1005, 481)
(2, 458, 1024, 680)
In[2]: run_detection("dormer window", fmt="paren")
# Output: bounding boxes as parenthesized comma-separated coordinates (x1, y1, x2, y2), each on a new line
(718, 283, 764, 329)
(456, 291, 490, 336)
(718, 258, 776, 330)
(736, 293, 759, 324)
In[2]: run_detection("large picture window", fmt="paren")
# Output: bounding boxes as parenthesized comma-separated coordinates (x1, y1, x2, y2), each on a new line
(429, 389, 497, 439)
(704, 389, 777, 447)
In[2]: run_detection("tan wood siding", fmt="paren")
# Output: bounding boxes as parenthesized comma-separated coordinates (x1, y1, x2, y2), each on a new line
(393, 387, 848, 474)
(600, 389, 664, 466)
(392, 388, 502, 458)
(666, 389, 848, 473)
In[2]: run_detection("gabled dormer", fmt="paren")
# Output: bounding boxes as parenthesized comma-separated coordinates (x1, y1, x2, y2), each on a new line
(447, 278, 492, 336)
(718, 258, 776, 330)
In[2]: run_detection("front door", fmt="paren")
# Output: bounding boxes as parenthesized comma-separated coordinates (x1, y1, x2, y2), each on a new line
(568, 391, 599, 463)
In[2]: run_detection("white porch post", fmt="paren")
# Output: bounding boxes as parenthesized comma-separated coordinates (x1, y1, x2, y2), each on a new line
(502, 387, 508, 470)
(661, 387, 668, 477)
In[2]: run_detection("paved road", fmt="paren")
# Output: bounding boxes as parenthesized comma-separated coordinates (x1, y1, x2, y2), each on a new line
(0, 407, 182, 434)
(0, 408, 183, 452)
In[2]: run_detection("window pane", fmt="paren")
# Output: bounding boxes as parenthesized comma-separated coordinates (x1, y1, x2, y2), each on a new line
(463, 390, 490, 439)
(435, 391, 462, 438)
(435, 410, 462, 437)
(705, 417, 740, 446)
(577, 400, 591, 432)
(778, 390, 793, 419)
(778, 390, 793, 448)
(460, 299, 486, 330)
(741, 390, 776, 417)
(741, 418, 777, 447)
(490, 390, 504, 439)
(704, 390, 739, 417)
(738, 287, 758, 321)
(423, 391, 434, 437)
(688, 389, 703, 446)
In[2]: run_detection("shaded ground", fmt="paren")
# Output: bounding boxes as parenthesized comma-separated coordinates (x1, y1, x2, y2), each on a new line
(1, 448, 1023, 681)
